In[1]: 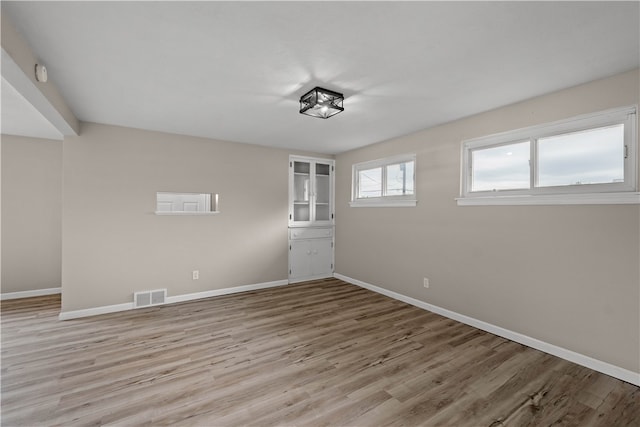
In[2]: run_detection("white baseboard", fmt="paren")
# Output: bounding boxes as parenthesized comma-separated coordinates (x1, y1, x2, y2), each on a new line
(334, 273, 640, 387)
(1, 287, 61, 300)
(288, 274, 333, 284)
(58, 302, 134, 320)
(58, 279, 289, 321)
(165, 279, 288, 304)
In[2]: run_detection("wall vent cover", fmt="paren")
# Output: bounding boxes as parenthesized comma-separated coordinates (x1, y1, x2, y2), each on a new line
(134, 289, 167, 308)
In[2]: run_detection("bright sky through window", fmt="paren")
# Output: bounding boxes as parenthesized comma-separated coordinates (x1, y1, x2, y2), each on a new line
(538, 124, 624, 187)
(358, 167, 382, 198)
(471, 124, 626, 192)
(472, 141, 530, 192)
(386, 162, 415, 196)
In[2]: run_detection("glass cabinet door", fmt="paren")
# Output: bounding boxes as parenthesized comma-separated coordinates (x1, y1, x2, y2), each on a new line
(292, 161, 311, 222)
(315, 162, 331, 221)
(289, 156, 334, 226)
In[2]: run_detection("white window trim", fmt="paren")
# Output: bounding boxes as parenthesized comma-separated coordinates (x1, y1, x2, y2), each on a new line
(456, 192, 640, 206)
(458, 105, 639, 206)
(350, 153, 417, 207)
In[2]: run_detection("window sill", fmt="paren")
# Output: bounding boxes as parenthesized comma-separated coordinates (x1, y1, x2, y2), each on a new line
(154, 211, 220, 215)
(350, 199, 417, 208)
(456, 192, 640, 206)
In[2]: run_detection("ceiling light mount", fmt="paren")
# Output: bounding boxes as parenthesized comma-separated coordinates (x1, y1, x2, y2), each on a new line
(299, 87, 344, 119)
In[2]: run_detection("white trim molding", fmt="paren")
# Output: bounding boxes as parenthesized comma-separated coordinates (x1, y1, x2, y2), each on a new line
(288, 274, 334, 284)
(58, 279, 288, 321)
(334, 273, 640, 387)
(456, 192, 640, 206)
(154, 211, 220, 215)
(350, 199, 417, 208)
(1, 287, 61, 300)
(58, 302, 134, 320)
(165, 280, 287, 304)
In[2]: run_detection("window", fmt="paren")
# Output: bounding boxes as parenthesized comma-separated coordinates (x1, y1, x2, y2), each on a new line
(459, 106, 639, 205)
(351, 154, 417, 207)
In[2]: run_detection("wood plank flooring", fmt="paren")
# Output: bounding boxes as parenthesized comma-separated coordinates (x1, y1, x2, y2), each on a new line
(2, 278, 639, 426)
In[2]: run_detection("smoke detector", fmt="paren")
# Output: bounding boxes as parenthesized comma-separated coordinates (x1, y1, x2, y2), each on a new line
(35, 64, 47, 82)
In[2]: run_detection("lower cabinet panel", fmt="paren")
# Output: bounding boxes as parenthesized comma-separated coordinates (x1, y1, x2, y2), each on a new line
(289, 228, 334, 282)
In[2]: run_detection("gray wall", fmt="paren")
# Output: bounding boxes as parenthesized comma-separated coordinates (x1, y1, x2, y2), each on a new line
(1, 135, 62, 293)
(61, 122, 326, 312)
(335, 69, 640, 373)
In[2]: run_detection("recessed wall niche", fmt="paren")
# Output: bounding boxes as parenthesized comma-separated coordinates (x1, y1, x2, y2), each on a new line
(154, 192, 219, 215)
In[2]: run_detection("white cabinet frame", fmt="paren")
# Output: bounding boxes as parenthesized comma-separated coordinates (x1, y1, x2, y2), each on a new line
(288, 155, 335, 227)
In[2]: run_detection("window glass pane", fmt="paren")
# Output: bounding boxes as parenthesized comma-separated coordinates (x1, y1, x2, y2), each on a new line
(293, 204, 309, 221)
(538, 124, 624, 187)
(472, 141, 530, 191)
(358, 167, 382, 198)
(294, 175, 310, 202)
(386, 161, 414, 195)
(315, 174, 330, 204)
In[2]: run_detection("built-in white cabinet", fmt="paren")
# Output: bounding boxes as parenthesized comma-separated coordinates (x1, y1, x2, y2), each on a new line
(288, 156, 335, 283)
(289, 227, 334, 283)
(289, 156, 334, 227)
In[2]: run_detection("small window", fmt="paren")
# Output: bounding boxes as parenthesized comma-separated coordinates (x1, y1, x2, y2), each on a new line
(351, 154, 417, 207)
(459, 106, 638, 205)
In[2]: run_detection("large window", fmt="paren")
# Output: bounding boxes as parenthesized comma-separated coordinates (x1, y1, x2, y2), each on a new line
(351, 154, 417, 207)
(459, 106, 638, 205)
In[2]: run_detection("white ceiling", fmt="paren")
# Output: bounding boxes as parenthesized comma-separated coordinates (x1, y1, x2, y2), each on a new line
(2, 1, 639, 154)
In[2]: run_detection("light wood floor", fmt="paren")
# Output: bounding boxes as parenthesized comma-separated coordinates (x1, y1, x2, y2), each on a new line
(2, 278, 638, 426)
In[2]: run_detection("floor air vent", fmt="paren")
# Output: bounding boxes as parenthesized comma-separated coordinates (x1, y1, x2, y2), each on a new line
(134, 289, 167, 308)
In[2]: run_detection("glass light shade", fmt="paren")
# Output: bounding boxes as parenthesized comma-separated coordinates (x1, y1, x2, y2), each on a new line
(299, 87, 344, 119)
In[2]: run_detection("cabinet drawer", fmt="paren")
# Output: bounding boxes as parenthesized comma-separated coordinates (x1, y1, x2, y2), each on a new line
(290, 227, 333, 240)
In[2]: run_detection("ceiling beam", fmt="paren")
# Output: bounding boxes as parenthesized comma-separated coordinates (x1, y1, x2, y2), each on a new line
(1, 13, 79, 136)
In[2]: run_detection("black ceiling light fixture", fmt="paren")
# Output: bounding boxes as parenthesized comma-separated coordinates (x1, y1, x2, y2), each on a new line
(299, 87, 344, 119)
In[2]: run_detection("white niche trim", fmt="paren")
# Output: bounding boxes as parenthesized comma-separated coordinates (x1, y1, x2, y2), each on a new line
(154, 192, 220, 215)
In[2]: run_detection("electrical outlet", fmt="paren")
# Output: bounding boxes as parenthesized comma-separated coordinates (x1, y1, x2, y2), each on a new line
(192, 270, 199, 280)
(423, 277, 429, 288)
